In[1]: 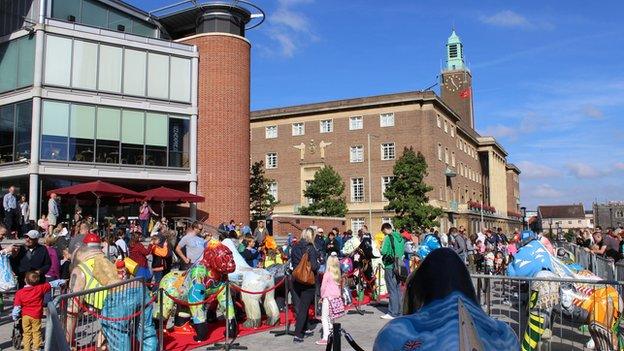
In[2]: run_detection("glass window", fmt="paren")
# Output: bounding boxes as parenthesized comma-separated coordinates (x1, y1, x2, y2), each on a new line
(98, 45, 122, 93)
(96, 107, 120, 164)
(444, 119, 448, 133)
(268, 182, 278, 201)
(81, 0, 108, 27)
(265, 126, 278, 139)
(351, 218, 365, 233)
(108, 9, 132, 32)
(350, 145, 363, 163)
(17, 36, 35, 88)
(44, 36, 72, 87)
(381, 142, 395, 160)
(0, 40, 18, 93)
(132, 20, 155, 37)
(121, 110, 144, 165)
(41, 101, 69, 160)
(169, 56, 191, 102)
(445, 148, 449, 164)
(168, 117, 189, 168)
(437, 143, 442, 161)
(437, 115, 441, 128)
(123, 49, 147, 96)
(15, 102, 32, 160)
(451, 152, 456, 167)
(381, 176, 394, 200)
(71, 40, 98, 90)
(0, 105, 14, 164)
(292, 122, 305, 136)
(349, 116, 363, 130)
(320, 119, 333, 133)
(52, 0, 80, 22)
(266, 153, 277, 169)
(69, 104, 95, 162)
(147, 53, 169, 99)
(350, 178, 364, 202)
(450, 126, 455, 137)
(380, 113, 394, 127)
(145, 112, 167, 167)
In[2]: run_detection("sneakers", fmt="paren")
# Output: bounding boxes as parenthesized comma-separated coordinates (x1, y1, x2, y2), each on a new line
(315, 339, 328, 345)
(380, 313, 395, 320)
(293, 336, 304, 343)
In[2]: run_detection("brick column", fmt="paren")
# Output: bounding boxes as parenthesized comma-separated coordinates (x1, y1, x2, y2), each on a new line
(181, 34, 250, 225)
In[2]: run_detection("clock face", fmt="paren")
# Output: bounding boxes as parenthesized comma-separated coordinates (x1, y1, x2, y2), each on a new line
(446, 74, 464, 92)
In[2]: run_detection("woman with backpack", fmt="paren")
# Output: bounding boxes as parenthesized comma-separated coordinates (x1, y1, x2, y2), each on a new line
(138, 201, 157, 238)
(290, 227, 319, 343)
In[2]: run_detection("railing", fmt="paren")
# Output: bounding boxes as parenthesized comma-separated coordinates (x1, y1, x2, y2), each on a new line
(558, 241, 617, 280)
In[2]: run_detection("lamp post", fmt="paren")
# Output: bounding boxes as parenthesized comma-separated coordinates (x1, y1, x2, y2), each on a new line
(556, 223, 563, 242)
(367, 133, 378, 228)
(520, 206, 527, 230)
(548, 218, 553, 237)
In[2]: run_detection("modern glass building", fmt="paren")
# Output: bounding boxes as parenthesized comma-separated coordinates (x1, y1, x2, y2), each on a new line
(0, 0, 262, 222)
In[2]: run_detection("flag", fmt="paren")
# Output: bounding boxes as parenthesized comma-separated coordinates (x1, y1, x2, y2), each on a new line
(459, 88, 471, 99)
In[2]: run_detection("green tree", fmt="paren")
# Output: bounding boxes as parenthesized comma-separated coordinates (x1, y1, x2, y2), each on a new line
(384, 147, 444, 230)
(299, 166, 348, 217)
(250, 161, 279, 220)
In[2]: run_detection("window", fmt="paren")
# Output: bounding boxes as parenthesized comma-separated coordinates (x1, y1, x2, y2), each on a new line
(351, 178, 364, 202)
(41, 101, 70, 161)
(292, 122, 305, 136)
(349, 116, 363, 130)
(268, 182, 278, 201)
(444, 120, 448, 133)
(451, 126, 455, 137)
(96, 107, 120, 164)
(350, 146, 364, 163)
(0, 101, 32, 164)
(98, 44, 123, 93)
(69, 104, 96, 162)
(451, 152, 456, 167)
(381, 142, 395, 160)
(0, 36, 35, 93)
(381, 217, 392, 226)
(169, 56, 191, 102)
(168, 117, 190, 168)
(381, 176, 394, 200)
(121, 110, 144, 165)
(320, 119, 333, 133)
(147, 53, 169, 99)
(44, 36, 72, 87)
(266, 153, 278, 169)
(380, 113, 395, 127)
(444, 148, 449, 164)
(568, 221, 572, 225)
(145, 112, 168, 167)
(123, 49, 147, 96)
(436, 115, 441, 128)
(351, 218, 365, 233)
(71, 40, 98, 90)
(265, 126, 278, 139)
(437, 143, 442, 161)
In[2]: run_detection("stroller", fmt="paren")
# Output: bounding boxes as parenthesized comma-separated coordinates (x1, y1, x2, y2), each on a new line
(12, 317, 23, 350)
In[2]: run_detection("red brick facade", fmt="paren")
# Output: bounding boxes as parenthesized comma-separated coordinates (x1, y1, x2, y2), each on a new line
(272, 215, 346, 237)
(182, 34, 250, 225)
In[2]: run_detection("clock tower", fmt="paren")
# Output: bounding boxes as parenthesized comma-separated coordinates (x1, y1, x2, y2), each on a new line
(440, 30, 474, 129)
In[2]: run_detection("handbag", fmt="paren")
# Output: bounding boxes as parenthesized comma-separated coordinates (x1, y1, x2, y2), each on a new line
(329, 296, 346, 319)
(147, 218, 156, 233)
(390, 235, 408, 282)
(292, 250, 315, 285)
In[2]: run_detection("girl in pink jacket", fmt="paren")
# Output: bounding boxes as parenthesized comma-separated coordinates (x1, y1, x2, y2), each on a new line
(317, 252, 345, 345)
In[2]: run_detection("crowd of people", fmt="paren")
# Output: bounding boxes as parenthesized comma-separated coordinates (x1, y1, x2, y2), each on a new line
(575, 226, 624, 262)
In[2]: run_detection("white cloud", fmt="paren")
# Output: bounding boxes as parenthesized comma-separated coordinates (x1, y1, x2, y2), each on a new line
(566, 162, 603, 179)
(530, 184, 564, 199)
(482, 124, 515, 139)
(516, 161, 558, 179)
(260, 0, 317, 58)
(582, 104, 604, 119)
(479, 10, 553, 30)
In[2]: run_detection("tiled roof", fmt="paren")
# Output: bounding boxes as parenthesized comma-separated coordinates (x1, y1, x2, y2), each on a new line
(538, 205, 585, 219)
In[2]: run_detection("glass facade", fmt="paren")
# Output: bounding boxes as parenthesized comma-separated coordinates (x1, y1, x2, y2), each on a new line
(0, 100, 32, 164)
(51, 0, 157, 38)
(0, 36, 35, 94)
(43, 35, 192, 103)
(41, 100, 190, 168)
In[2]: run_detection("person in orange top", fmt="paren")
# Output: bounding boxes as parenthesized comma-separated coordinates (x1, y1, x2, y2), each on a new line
(12, 271, 65, 351)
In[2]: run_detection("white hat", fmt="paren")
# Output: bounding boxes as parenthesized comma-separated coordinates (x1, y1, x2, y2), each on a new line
(25, 230, 41, 239)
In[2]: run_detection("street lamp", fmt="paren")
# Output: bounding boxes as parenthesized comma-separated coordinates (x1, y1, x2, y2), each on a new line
(367, 133, 379, 228)
(520, 206, 527, 230)
(548, 218, 553, 237)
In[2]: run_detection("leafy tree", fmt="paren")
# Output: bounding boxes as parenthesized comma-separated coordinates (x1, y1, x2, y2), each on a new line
(250, 161, 279, 220)
(299, 166, 348, 217)
(384, 147, 444, 230)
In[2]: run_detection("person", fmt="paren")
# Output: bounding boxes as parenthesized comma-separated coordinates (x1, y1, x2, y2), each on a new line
(227, 220, 236, 231)
(139, 201, 157, 238)
(43, 235, 60, 306)
(101, 233, 119, 261)
(603, 229, 622, 261)
(12, 271, 65, 351)
(588, 231, 607, 256)
(314, 228, 327, 271)
(37, 214, 48, 232)
(317, 252, 344, 345)
(380, 222, 405, 320)
(3, 185, 17, 236)
(68, 222, 90, 255)
(150, 234, 169, 287)
(73, 207, 83, 227)
(175, 221, 206, 269)
(241, 237, 260, 267)
(254, 220, 268, 246)
(114, 229, 129, 258)
(11, 230, 51, 289)
(325, 231, 340, 256)
(128, 231, 152, 280)
(449, 227, 467, 264)
(19, 195, 29, 234)
(291, 227, 320, 343)
(151, 217, 168, 236)
(47, 193, 59, 235)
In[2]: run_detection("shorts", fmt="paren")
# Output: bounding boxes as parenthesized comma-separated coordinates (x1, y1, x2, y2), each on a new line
(47, 214, 57, 226)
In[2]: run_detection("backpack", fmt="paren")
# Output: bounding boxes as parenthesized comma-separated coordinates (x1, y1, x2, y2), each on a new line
(389, 235, 408, 282)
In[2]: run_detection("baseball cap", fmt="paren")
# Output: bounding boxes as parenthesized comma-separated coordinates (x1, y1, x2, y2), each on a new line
(25, 230, 41, 239)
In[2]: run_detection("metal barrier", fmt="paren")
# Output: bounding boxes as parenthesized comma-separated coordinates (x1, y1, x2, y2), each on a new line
(45, 277, 157, 351)
(556, 241, 619, 281)
(471, 273, 624, 350)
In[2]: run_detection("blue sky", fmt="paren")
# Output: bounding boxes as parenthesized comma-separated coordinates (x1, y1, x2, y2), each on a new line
(132, 0, 624, 209)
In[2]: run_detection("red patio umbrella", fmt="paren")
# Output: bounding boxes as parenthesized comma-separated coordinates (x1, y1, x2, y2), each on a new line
(122, 186, 205, 217)
(47, 180, 144, 224)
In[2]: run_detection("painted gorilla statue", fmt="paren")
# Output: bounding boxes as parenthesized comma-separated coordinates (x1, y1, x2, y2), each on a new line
(155, 241, 237, 341)
(67, 234, 157, 351)
(374, 248, 518, 350)
(341, 234, 381, 300)
(221, 238, 282, 328)
(507, 230, 623, 351)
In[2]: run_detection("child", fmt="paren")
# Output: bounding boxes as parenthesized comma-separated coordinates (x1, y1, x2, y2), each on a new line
(150, 234, 169, 288)
(12, 271, 65, 351)
(317, 252, 345, 345)
(241, 237, 259, 267)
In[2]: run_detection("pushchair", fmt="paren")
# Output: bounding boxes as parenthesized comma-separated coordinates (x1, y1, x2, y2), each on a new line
(12, 317, 23, 350)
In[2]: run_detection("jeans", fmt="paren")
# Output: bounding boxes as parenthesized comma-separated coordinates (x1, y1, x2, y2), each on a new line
(384, 267, 402, 317)
(139, 219, 148, 237)
(152, 270, 164, 290)
(293, 281, 316, 338)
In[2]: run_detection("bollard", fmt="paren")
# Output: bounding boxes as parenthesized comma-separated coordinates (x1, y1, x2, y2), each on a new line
(332, 322, 341, 351)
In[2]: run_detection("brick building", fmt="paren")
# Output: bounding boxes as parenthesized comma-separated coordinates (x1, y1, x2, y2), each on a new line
(593, 202, 624, 229)
(250, 30, 522, 235)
